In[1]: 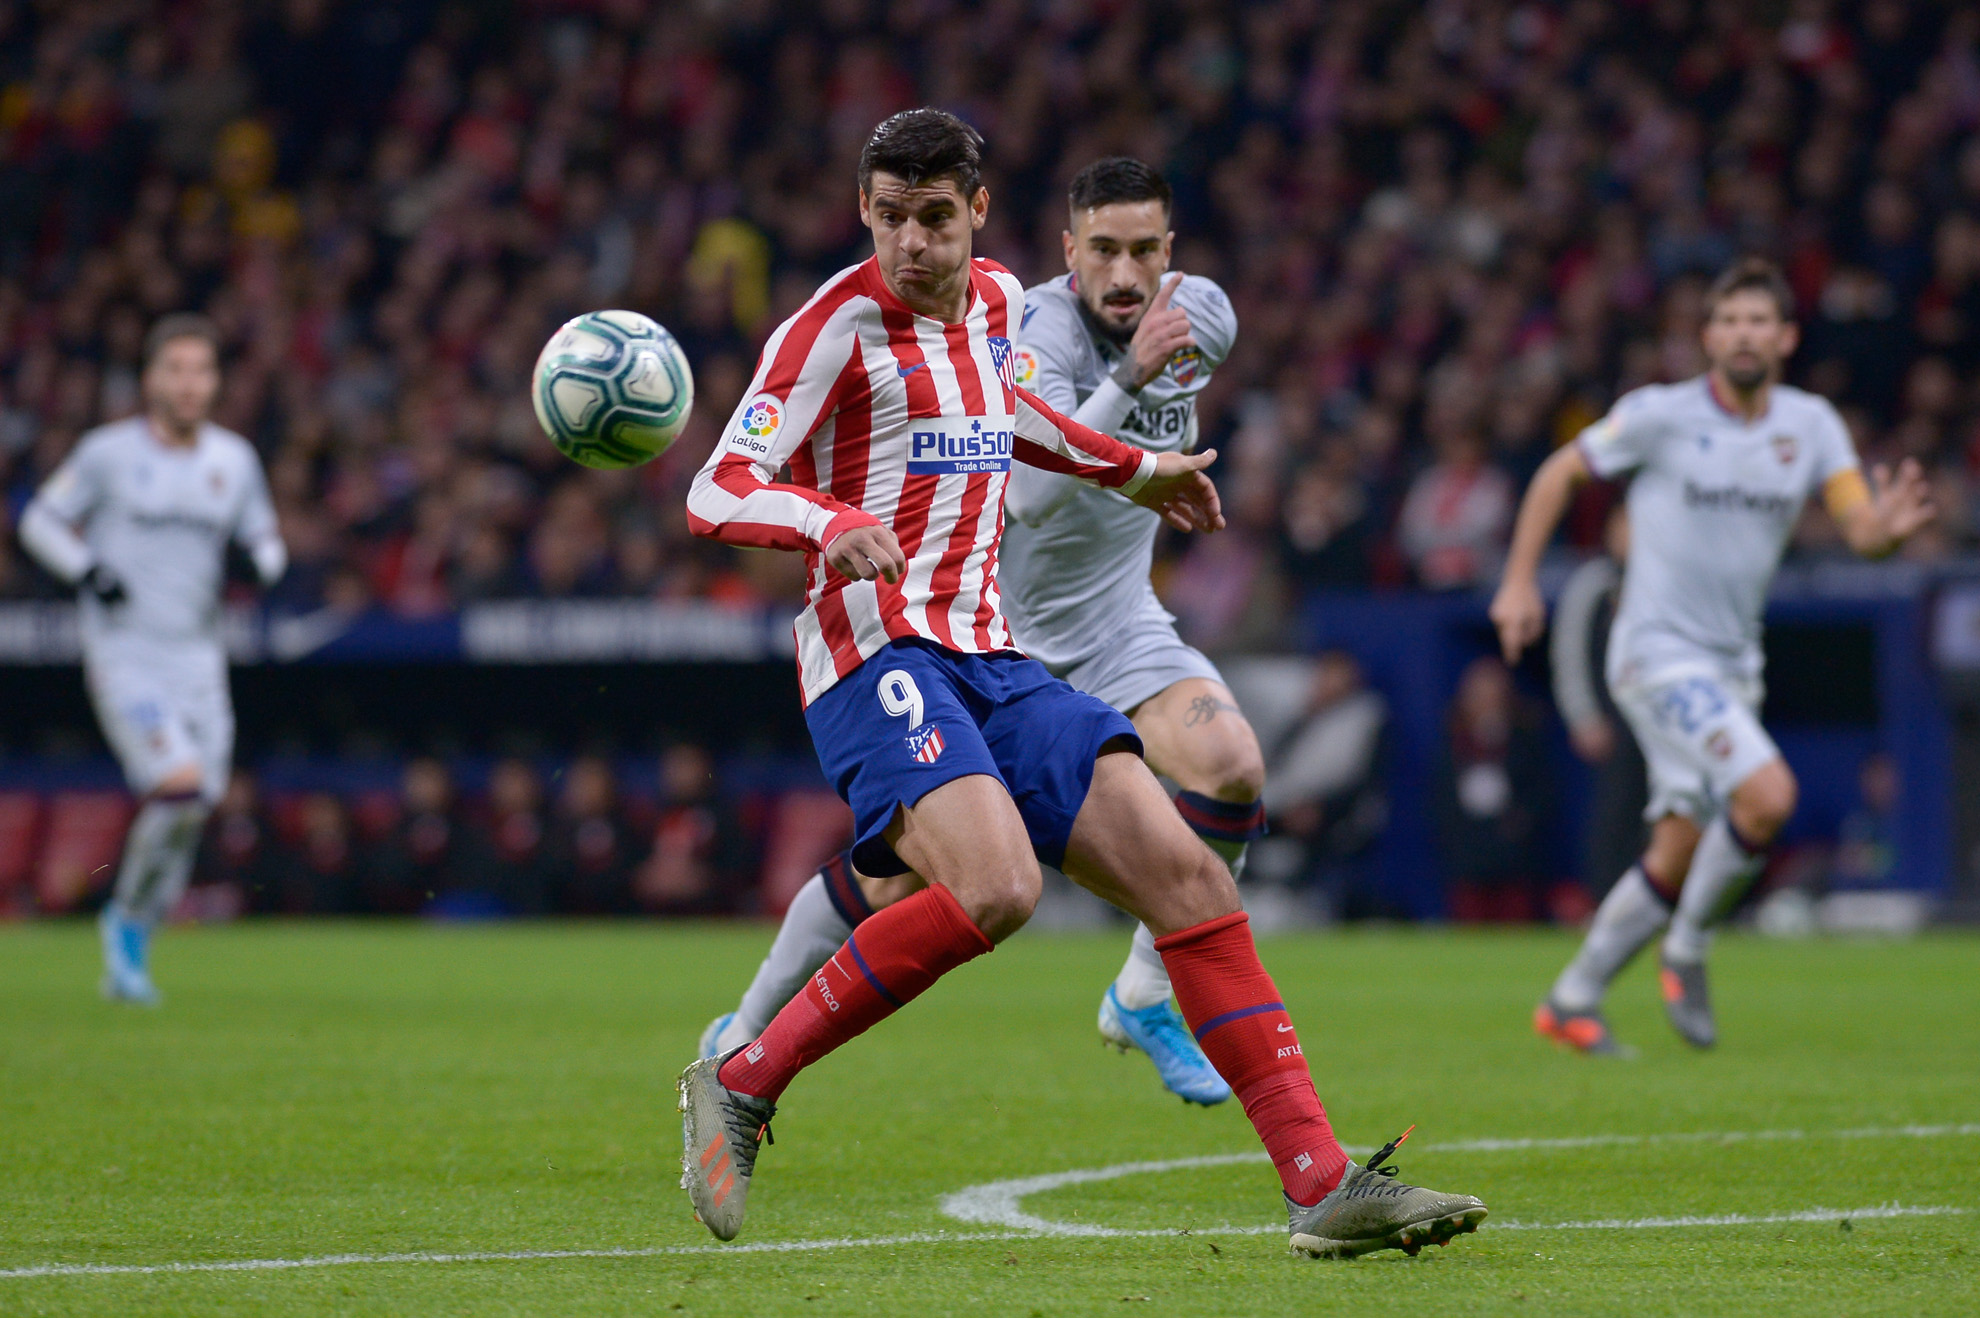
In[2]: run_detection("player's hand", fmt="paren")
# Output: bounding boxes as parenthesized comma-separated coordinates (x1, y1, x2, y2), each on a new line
(1871, 458, 1936, 544)
(1124, 274, 1195, 390)
(1131, 448, 1224, 533)
(1569, 716, 1616, 764)
(825, 524, 907, 583)
(80, 564, 128, 606)
(1488, 576, 1545, 665)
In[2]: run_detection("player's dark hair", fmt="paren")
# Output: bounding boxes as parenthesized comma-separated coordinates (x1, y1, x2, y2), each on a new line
(858, 108, 985, 199)
(142, 312, 222, 368)
(1705, 257, 1795, 321)
(1067, 157, 1173, 218)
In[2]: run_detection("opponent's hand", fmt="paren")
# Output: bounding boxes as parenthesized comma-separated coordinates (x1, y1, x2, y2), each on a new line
(825, 523, 907, 583)
(1124, 274, 1195, 390)
(1130, 448, 1224, 533)
(1488, 575, 1545, 665)
(1871, 458, 1936, 545)
(80, 564, 127, 606)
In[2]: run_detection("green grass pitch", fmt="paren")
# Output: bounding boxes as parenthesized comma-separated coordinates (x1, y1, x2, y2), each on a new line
(2, 921, 1976, 1316)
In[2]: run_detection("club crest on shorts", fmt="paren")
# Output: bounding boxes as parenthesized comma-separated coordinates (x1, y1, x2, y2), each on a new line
(904, 724, 946, 764)
(987, 336, 1018, 392)
(1705, 728, 1734, 760)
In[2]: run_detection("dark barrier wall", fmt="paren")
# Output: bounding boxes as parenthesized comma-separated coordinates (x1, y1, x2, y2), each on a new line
(0, 577, 1957, 918)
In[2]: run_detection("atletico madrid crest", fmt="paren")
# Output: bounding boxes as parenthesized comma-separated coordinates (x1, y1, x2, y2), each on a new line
(986, 336, 1017, 392)
(904, 725, 946, 764)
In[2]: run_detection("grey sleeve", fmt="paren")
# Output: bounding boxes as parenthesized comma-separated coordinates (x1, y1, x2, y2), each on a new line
(1009, 292, 1105, 526)
(1549, 557, 1619, 729)
(1808, 396, 1861, 486)
(17, 436, 109, 583)
(1178, 276, 1238, 368)
(1015, 294, 1085, 415)
(1576, 387, 1666, 480)
(233, 450, 287, 584)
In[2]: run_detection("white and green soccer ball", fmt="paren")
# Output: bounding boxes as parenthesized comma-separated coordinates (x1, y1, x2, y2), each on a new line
(532, 310, 694, 469)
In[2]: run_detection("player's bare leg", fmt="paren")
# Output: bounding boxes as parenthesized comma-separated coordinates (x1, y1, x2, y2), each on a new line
(682, 775, 1025, 1239)
(1061, 749, 1486, 1257)
(100, 761, 210, 1006)
(1659, 759, 1797, 1047)
(1096, 679, 1262, 1103)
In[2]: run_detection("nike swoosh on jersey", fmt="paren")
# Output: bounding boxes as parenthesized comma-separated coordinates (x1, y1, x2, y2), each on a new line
(898, 362, 927, 378)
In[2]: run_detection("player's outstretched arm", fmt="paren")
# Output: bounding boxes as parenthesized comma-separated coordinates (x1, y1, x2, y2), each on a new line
(1127, 449, 1225, 533)
(1826, 459, 1936, 559)
(1489, 443, 1591, 665)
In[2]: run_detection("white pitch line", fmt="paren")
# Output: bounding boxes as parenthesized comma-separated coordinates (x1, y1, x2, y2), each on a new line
(3, 1205, 1968, 1281)
(5, 1124, 1973, 1282)
(937, 1123, 1980, 1232)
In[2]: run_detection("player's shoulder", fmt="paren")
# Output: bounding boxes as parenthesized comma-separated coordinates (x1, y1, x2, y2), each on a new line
(1017, 274, 1083, 338)
(1770, 382, 1847, 427)
(74, 416, 145, 454)
(1611, 379, 1701, 424)
(200, 423, 263, 466)
(970, 258, 1030, 310)
(1171, 273, 1233, 320)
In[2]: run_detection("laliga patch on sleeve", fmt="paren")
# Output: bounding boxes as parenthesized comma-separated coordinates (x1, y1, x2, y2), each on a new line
(1009, 344, 1039, 389)
(727, 393, 784, 458)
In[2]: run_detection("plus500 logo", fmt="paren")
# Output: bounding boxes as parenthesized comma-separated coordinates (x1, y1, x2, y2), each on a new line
(908, 421, 1013, 474)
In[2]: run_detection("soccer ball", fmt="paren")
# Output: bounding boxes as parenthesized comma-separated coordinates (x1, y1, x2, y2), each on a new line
(532, 310, 694, 469)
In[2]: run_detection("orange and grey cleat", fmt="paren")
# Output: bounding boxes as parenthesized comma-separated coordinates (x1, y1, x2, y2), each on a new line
(1534, 999, 1633, 1057)
(678, 1053, 776, 1241)
(1659, 954, 1716, 1049)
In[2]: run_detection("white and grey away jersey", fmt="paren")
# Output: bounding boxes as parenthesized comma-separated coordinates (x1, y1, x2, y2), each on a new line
(1578, 376, 1858, 688)
(18, 417, 285, 649)
(1000, 272, 1237, 669)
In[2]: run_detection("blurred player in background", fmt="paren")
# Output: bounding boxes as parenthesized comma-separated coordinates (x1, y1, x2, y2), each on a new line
(18, 315, 286, 1003)
(679, 109, 1485, 1258)
(1491, 259, 1934, 1054)
(701, 158, 1256, 1108)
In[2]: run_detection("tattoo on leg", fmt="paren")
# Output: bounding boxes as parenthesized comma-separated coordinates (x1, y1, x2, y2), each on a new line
(1183, 694, 1240, 727)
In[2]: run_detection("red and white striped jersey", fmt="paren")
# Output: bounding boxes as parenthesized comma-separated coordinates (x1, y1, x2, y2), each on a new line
(687, 256, 1157, 704)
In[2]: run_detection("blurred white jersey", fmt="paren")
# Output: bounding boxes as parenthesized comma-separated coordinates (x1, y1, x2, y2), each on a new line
(1000, 273, 1237, 669)
(19, 417, 283, 799)
(23, 417, 282, 649)
(1577, 376, 1858, 689)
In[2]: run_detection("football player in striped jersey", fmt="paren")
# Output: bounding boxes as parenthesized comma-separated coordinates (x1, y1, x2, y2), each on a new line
(677, 109, 1485, 1259)
(702, 159, 1258, 1109)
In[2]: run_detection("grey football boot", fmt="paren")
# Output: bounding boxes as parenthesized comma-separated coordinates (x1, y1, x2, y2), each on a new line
(678, 1054, 776, 1241)
(1288, 1127, 1489, 1259)
(1659, 953, 1717, 1049)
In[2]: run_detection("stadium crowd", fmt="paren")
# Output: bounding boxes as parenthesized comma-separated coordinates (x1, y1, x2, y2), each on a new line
(2, 0, 1979, 651)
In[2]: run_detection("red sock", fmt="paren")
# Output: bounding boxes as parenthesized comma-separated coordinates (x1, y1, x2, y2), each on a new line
(1155, 912, 1347, 1206)
(718, 882, 993, 1103)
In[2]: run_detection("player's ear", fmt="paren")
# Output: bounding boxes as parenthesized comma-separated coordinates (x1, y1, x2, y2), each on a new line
(858, 188, 872, 229)
(1161, 230, 1175, 271)
(1062, 229, 1076, 271)
(970, 186, 988, 231)
(1779, 319, 1800, 358)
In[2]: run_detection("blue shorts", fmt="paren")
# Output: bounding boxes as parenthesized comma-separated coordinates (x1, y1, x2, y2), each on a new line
(805, 638, 1142, 877)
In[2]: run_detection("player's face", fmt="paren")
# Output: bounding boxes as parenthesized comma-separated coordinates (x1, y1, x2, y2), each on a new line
(143, 337, 220, 431)
(860, 173, 988, 315)
(1064, 201, 1173, 338)
(1701, 290, 1797, 392)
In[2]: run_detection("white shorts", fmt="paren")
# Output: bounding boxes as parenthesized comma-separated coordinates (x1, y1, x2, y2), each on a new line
(84, 643, 234, 803)
(1048, 606, 1226, 715)
(1611, 667, 1778, 824)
